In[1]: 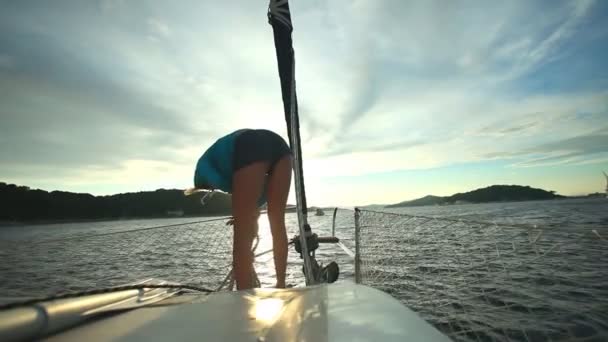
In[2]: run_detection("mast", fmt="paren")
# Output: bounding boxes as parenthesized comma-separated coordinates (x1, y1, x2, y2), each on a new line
(268, 0, 315, 285)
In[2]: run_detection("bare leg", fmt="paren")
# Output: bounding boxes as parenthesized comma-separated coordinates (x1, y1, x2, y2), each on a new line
(266, 155, 292, 288)
(232, 161, 268, 290)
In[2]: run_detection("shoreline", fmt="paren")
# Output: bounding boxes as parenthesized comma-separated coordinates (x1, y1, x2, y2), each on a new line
(2, 197, 603, 227)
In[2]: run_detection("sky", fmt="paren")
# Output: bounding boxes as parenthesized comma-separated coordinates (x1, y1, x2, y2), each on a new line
(1, 0, 607, 207)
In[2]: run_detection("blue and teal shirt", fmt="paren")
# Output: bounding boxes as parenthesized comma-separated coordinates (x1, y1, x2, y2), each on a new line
(194, 129, 267, 207)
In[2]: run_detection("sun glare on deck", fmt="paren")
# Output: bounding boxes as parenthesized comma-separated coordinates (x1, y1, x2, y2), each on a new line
(253, 298, 285, 323)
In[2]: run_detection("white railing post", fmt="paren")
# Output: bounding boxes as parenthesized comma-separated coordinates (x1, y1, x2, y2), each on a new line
(332, 207, 338, 237)
(354, 208, 361, 284)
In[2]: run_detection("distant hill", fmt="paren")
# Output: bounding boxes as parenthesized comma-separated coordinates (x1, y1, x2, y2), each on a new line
(386, 185, 564, 208)
(359, 204, 388, 210)
(393, 195, 444, 207)
(0, 182, 232, 222)
(573, 192, 606, 199)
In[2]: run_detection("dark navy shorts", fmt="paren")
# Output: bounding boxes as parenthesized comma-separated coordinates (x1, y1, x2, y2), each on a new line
(233, 129, 291, 173)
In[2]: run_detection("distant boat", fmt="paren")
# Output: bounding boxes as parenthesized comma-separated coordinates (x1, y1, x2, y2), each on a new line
(315, 208, 325, 216)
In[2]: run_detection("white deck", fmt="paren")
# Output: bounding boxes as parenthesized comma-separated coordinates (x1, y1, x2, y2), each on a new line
(39, 283, 450, 341)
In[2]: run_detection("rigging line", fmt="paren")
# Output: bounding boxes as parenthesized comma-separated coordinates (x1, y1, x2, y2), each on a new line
(23, 207, 300, 247)
(27, 216, 232, 245)
(357, 208, 606, 233)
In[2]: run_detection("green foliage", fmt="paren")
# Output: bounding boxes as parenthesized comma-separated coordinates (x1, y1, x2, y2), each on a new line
(386, 185, 564, 208)
(0, 182, 232, 222)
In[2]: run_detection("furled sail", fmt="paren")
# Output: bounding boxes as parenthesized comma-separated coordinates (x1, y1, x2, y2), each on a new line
(268, 0, 315, 284)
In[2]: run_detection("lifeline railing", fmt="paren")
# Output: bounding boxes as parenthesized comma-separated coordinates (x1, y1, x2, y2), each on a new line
(2, 208, 606, 342)
(0, 212, 347, 300)
(0, 217, 235, 299)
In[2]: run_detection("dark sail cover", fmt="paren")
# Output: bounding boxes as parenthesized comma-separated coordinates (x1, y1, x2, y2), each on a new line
(268, 0, 308, 215)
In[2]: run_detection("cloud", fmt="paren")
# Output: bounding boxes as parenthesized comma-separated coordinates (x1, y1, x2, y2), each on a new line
(0, 2, 222, 189)
(322, 139, 426, 158)
(0, 0, 607, 203)
(0, 0, 297, 192)
(0, 54, 13, 69)
(147, 18, 171, 39)
(292, 0, 607, 159)
(0, 26, 204, 166)
(481, 126, 608, 166)
(512, 132, 608, 167)
(99, 0, 124, 13)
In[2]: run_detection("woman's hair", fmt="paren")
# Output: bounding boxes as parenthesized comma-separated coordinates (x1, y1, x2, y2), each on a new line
(185, 181, 214, 195)
(184, 187, 204, 196)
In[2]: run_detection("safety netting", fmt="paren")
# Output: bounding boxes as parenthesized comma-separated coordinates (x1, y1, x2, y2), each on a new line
(355, 209, 608, 341)
(0, 217, 238, 301)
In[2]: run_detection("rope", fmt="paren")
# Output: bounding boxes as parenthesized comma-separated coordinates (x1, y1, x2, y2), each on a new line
(0, 283, 214, 310)
(219, 233, 263, 291)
